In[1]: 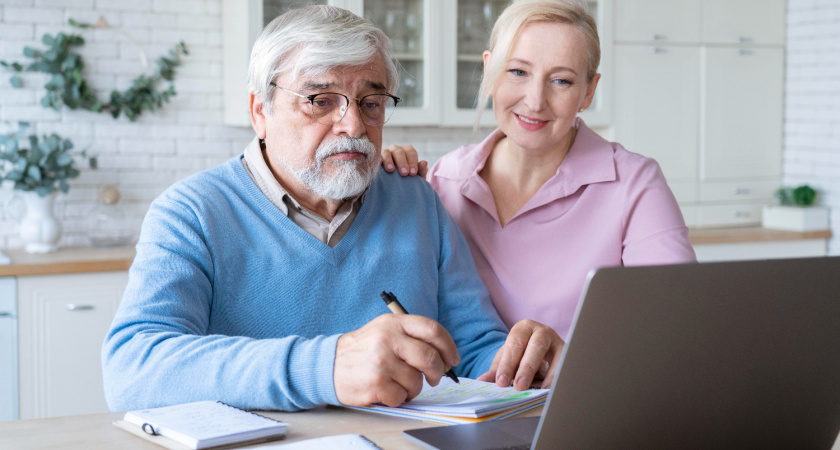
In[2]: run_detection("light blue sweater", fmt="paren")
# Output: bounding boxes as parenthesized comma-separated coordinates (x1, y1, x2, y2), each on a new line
(102, 156, 508, 412)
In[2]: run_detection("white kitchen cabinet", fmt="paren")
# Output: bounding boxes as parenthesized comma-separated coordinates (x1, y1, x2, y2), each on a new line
(17, 271, 128, 419)
(223, 0, 612, 128)
(614, 44, 700, 196)
(701, 0, 786, 45)
(613, 0, 785, 227)
(615, 0, 701, 44)
(700, 46, 784, 180)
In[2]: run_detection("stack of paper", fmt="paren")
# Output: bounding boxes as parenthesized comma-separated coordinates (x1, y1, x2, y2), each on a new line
(349, 377, 549, 425)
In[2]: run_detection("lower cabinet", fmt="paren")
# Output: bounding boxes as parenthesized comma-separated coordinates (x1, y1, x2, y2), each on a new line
(17, 271, 128, 419)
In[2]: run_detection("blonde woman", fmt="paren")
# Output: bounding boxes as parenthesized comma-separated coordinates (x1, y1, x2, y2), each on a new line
(383, 0, 696, 342)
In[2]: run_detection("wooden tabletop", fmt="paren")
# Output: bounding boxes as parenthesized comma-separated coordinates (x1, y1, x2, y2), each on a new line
(688, 226, 831, 245)
(0, 246, 135, 277)
(0, 405, 543, 450)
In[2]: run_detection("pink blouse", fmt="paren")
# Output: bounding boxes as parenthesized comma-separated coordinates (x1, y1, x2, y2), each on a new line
(427, 119, 696, 341)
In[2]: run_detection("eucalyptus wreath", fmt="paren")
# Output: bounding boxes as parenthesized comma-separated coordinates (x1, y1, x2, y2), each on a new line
(0, 18, 188, 122)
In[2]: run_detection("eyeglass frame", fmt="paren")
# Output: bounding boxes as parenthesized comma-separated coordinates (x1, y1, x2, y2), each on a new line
(269, 83, 401, 127)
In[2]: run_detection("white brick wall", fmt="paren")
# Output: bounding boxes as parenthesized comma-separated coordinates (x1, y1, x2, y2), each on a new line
(785, 0, 840, 255)
(0, 0, 485, 249)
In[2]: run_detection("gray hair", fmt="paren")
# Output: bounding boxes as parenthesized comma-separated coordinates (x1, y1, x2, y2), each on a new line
(248, 5, 399, 114)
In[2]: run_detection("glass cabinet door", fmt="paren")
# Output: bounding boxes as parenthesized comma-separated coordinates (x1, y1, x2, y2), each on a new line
(363, 0, 440, 125)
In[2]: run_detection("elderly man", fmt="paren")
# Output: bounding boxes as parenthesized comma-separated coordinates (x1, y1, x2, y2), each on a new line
(102, 5, 562, 412)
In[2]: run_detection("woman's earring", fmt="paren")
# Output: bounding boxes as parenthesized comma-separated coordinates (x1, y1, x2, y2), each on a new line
(578, 108, 584, 113)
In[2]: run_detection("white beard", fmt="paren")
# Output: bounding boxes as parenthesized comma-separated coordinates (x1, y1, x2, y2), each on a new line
(282, 136, 380, 200)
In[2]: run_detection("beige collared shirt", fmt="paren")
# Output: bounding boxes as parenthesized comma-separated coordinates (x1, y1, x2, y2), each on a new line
(241, 138, 363, 247)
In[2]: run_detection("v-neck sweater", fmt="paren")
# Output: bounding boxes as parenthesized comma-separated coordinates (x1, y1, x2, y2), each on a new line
(102, 155, 508, 412)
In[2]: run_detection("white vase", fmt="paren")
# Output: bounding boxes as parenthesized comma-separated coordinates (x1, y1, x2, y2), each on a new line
(12, 191, 62, 253)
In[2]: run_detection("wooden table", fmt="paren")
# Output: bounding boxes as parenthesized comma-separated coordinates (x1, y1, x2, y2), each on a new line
(0, 405, 542, 449)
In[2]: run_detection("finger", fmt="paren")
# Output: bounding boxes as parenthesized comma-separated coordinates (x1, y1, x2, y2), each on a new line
(391, 332, 448, 387)
(394, 315, 461, 369)
(376, 363, 425, 406)
(511, 329, 555, 390)
(381, 148, 396, 172)
(493, 329, 529, 388)
(390, 146, 412, 176)
(418, 160, 429, 178)
(540, 342, 565, 389)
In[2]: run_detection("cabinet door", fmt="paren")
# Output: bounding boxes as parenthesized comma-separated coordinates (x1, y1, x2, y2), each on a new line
(364, 0, 442, 125)
(0, 278, 17, 421)
(701, 47, 783, 181)
(614, 0, 701, 43)
(18, 272, 128, 419)
(614, 44, 700, 184)
(702, 0, 786, 45)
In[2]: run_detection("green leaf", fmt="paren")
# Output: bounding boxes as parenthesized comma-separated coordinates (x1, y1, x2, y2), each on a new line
(42, 34, 55, 46)
(46, 74, 65, 89)
(88, 156, 98, 169)
(23, 46, 37, 58)
(27, 165, 42, 181)
(10, 76, 22, 88)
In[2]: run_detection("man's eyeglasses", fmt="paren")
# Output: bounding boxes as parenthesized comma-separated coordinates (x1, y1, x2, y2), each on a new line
(271, 84, 400, 126)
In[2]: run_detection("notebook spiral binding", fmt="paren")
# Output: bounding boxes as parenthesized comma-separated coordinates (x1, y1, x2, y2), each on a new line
(215, 401, 286, 424)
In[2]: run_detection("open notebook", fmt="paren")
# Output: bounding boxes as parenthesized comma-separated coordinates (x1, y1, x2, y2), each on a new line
(348, 377, 548, 425)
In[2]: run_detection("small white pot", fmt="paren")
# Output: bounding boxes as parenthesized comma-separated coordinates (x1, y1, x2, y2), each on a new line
(761, 205, 830, 232)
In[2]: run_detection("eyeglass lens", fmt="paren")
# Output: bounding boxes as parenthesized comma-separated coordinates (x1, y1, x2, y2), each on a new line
(309, 94, 397, 126)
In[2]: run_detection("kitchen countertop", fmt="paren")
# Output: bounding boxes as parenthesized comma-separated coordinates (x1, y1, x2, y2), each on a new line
(689, 226, 832, 245)
(0, 246, 135, 277)
(0, 227, 831, 277)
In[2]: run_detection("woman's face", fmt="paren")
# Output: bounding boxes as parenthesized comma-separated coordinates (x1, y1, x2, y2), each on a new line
(487, 21, 599, 154)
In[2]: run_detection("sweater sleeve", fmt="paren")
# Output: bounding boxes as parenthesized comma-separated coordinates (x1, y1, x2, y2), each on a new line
(429, 191, 509, 378)
(620, 157, 697, 266)
(101, 193, 339, 412)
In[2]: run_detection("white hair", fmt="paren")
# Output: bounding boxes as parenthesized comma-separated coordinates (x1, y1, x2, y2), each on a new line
(248, 5, 399, 114)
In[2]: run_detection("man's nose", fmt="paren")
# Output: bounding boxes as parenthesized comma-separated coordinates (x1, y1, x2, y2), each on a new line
(332, 101, 366, 138)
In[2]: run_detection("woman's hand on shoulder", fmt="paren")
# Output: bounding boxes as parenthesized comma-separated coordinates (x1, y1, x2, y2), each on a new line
(382, 144, 428, 178)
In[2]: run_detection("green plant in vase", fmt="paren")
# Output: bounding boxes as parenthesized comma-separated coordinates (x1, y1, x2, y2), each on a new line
(0, 122, 97, 253)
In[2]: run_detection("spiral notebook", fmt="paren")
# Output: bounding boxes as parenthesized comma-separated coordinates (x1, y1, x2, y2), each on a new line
(115, 400, 287, 449)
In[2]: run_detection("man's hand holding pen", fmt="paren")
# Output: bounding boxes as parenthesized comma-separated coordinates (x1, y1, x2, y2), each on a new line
(334, 313, 461, 407)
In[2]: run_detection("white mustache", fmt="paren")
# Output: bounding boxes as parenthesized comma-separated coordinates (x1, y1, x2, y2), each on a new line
(316, 137, 376, 161)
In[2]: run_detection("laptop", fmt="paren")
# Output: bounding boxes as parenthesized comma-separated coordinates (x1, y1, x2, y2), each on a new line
(404, 256, 840, 449)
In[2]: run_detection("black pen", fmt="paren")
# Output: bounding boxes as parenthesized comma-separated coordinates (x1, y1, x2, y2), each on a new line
(379, 291, 460, 384)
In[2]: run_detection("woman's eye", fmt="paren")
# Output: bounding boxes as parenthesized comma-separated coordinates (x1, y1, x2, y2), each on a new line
(508, 69, 526, 77)
(553, 78, 572, 86)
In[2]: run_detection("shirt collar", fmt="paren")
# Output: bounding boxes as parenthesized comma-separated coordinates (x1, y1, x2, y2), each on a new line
(439, 118, 617, 199)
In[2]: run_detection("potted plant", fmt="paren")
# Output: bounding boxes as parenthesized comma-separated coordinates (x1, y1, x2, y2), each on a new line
(0, 122, 96, 253)
(762, 184, 830, 232)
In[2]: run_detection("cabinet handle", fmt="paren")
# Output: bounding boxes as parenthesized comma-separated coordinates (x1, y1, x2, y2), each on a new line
(737, 36, 753, 43)
(732, 187, 751, 195)
(648, 47, 666, 54)
(648, 33, 666, 41)
(734, 211, 752, 218)
(738, 49, 754, 56)
(66, 304, 95, 311)
(0, 312, 13, 318)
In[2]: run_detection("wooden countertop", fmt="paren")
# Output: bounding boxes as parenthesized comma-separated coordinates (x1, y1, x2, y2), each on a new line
(689, 226, 832, 245)
(0, 246, 135, 277)
(0, 227, 831, 277)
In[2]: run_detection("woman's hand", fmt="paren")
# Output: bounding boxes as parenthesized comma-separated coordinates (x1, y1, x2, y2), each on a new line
(381, 145, 428, 178)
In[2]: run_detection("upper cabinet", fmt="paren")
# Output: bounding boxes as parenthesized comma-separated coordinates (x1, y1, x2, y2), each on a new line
(613, 0, 787, 228)
(222, 0, 612, 128)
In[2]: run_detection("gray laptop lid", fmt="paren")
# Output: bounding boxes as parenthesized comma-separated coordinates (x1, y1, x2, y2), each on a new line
(405, 257, 840, 449)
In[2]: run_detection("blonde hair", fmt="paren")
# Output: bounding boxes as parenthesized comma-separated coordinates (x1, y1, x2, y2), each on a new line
(476, 0, 600, 125)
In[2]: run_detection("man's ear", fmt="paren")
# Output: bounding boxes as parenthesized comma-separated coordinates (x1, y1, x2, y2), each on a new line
(250, 93, 267, 139)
